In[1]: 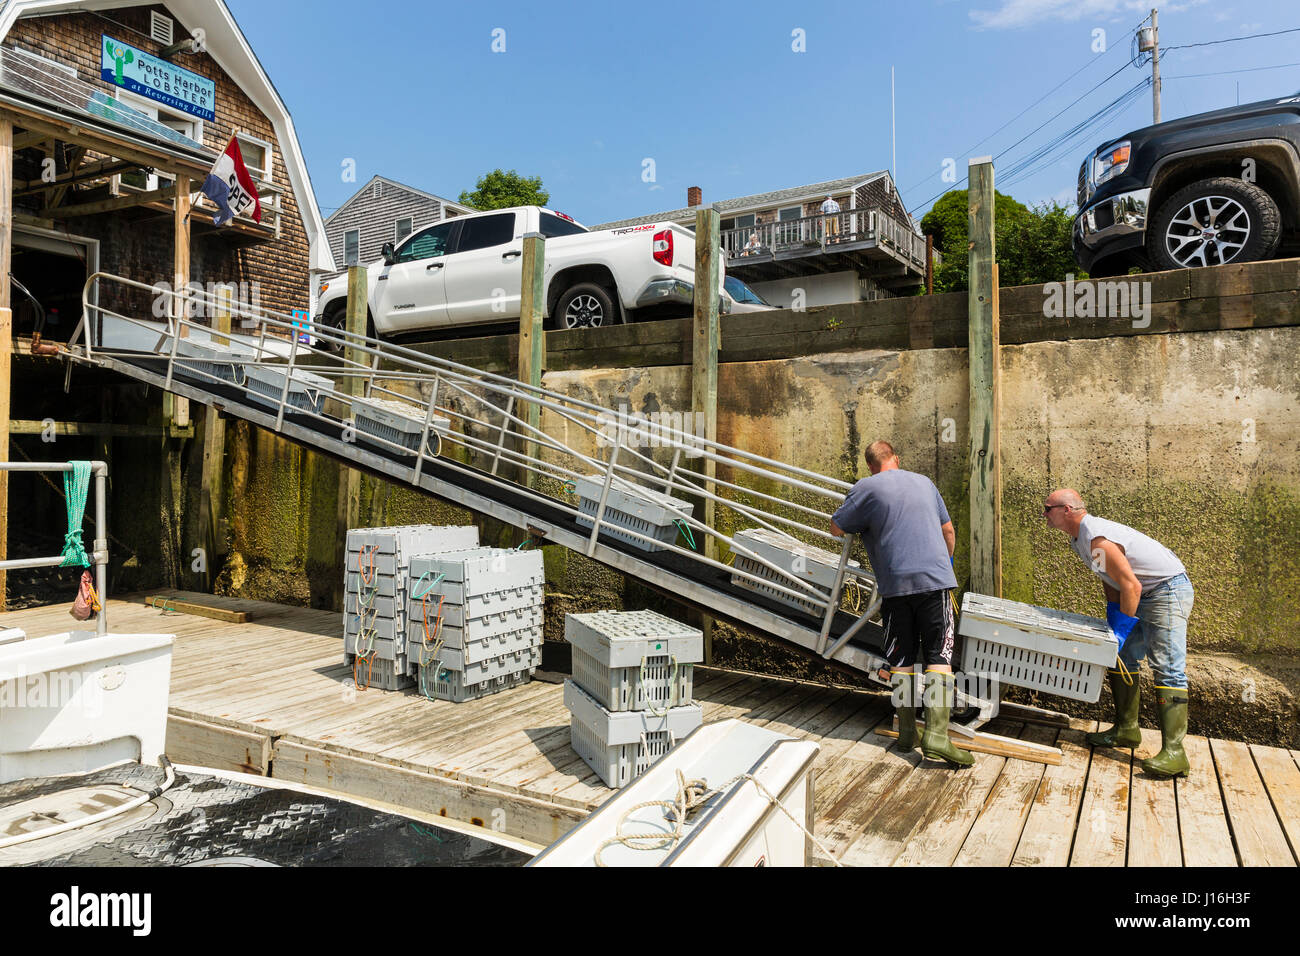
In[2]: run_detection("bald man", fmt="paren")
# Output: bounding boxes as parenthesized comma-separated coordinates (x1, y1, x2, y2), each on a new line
(831, 440, 971, 768)
(1044, 489, 1194, 778)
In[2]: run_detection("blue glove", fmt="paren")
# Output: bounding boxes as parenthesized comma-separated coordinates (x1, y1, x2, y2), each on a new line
(1106, 602, 1140, 650)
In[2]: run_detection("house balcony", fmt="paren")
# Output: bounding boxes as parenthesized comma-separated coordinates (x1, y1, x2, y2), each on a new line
(721, 206, 930, 290)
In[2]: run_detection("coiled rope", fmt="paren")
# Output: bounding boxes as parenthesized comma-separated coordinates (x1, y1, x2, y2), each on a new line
(593, 768, 843, 867)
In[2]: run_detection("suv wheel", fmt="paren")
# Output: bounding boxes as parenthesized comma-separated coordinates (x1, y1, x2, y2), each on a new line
(553, 283, 622, 330)
(1147, 176, 1281, 270)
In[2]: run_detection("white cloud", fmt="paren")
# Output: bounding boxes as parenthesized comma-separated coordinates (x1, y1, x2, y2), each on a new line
(970, 0, 1206, 30)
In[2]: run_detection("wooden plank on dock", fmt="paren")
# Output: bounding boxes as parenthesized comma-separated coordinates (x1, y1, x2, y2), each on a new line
(1012, 727, 1093, 866)
(814, 730, 924, 862)
(166, 714, 270, 775)
(1176, 735, 1237, 867)
(954, 724, 1058, 867)
(1211, 738, 1296, 866)
(271, 739, 584, 847)
(1069, 732, 1131, 867)
(145, 594, 250, 623)
(1248, 744, 1300, 865)
(1128, 727, 1183, 867)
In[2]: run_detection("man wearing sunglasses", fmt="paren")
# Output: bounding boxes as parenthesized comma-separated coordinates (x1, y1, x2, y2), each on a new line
(831, 440, 971, 768)
(1042, 489, 1193, 777)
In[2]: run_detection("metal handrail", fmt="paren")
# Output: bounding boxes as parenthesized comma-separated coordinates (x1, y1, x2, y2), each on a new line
(71, 272, 887, 653)
(0, 461, 109, 636)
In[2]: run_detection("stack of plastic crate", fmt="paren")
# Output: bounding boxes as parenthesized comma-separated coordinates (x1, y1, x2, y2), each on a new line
(562, 609, 704, 789)
(344, 525, 479, 691)
(406, 547, 545, 702)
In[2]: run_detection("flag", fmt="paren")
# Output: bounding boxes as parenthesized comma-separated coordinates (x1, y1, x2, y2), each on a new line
(200, 135, 262, 226)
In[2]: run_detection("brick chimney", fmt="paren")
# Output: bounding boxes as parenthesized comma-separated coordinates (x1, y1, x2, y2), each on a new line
(687, 186, 702, 207)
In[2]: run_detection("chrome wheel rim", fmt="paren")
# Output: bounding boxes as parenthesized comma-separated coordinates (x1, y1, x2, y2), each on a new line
(563, 294, 604, 329)
(1164, 195, 1251, 267)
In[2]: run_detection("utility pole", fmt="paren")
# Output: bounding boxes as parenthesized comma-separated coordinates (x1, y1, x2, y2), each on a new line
(1150, 8, 1161, 124)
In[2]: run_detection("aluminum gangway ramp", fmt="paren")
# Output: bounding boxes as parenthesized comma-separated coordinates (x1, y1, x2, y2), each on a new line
(65, 272, 889, 678)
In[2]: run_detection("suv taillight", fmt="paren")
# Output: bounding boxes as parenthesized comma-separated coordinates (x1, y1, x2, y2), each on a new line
(652, 229, 673, 266)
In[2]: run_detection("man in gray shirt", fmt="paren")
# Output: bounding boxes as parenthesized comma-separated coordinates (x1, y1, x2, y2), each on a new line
(831, 440, 971, 768)
(1044, 488, 1194, 778)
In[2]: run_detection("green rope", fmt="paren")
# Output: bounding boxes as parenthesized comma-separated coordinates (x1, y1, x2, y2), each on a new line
(673, 519, 696, 551)
(59, 461, 93, 568)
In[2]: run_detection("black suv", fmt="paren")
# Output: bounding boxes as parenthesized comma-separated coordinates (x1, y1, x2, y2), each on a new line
(1073, 94, 1300, 275)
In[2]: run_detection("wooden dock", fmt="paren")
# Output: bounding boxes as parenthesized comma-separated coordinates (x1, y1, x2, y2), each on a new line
(6, 592, 1299, 865)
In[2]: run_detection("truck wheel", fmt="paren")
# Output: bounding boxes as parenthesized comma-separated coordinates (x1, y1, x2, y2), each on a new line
(318, 301, 376, 354)
(1147, 177, 1281, 270)
(553, 283, 622, 330)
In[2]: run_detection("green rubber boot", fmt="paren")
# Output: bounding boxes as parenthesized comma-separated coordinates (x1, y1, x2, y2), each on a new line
(921, 671, 974, 768)
(891, 671, 919, 752)
(1141, 687, 1190, 778)
(1086, 670, 1142, 749)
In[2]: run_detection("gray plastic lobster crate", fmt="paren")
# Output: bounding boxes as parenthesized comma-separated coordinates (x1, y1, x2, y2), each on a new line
(347, 653, 414, 692)
(409, 624, 543, 669)
(406, 603, 542, 645)
(564, 680, 702, 788)
(730, 527, 861, 616)
(352, 394, 450, 455)
(573, 475, 694, 553)
(172, 337, 257, 386)
(407, 582, 545, 622)
(958, 593, 1118, 703)
(565, 610, 702, 712)
(408, 548, 544, 599)
(419, 658, 535, 703)
(243, 364, 333, 415)
(347, 525, 479, 564)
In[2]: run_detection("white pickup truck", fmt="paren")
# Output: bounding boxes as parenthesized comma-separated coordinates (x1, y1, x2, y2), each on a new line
(316, 205, 723, 349)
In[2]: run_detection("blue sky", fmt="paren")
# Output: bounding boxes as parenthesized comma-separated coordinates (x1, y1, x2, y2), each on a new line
(228, 0, 1300, 226)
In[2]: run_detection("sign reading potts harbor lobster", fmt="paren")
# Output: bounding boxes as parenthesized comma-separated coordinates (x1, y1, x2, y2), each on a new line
(100, 34, 215, 122)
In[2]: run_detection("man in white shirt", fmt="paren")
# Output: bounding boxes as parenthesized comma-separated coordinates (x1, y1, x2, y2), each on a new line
(1044, 488, 1194, 777)
(820, 194, 841, 239)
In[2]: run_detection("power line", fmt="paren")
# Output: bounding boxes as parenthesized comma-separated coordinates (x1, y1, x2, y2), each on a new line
(900, 13, 1149, 202)
(1163, 61, 1300, 79)
(1164, 26, 1300, 51)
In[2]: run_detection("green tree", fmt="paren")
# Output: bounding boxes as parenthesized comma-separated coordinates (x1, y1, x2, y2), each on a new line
(920, 189, 1082, 292)
(458, 169, 549, 210)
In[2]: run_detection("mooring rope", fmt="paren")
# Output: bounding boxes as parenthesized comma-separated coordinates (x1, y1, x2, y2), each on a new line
(59, 461, 93, 568)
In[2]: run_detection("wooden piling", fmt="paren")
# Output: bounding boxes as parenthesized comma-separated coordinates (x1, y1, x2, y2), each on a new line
(517, 233, 545, 489)
(967, 158, 1002, 597)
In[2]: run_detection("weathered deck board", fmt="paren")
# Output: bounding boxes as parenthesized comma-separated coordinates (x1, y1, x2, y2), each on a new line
(2, 594, 1294, 866)
(1250, 745, 1300, 864)
(1211, 738, 1296, 867)
(953, 724, 1058, 867)
(1069, 733, 1132, 867)
(1128, 727, 1184, 867)
(1176, 735, 1237, 867)
(1012, 727, 1094, 866)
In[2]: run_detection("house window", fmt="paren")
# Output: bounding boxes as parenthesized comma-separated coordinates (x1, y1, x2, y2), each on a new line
(344, 229, 360, 266)
(733, 213, 756, 229)
(395, 217, 413, 244)
(778, 206, 802, 221)
(235, 133, 273, 184)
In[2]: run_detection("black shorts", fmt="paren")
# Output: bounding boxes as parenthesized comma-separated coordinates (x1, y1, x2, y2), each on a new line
(880, 589, 955, 669)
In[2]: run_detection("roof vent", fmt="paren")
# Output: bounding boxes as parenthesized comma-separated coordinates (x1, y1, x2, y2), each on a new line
(150, 11, 174, 45)
(373, 181, 383, 199)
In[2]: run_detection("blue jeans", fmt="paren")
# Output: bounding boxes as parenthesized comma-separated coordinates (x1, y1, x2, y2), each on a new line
(1117, 573, 1193, 689)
